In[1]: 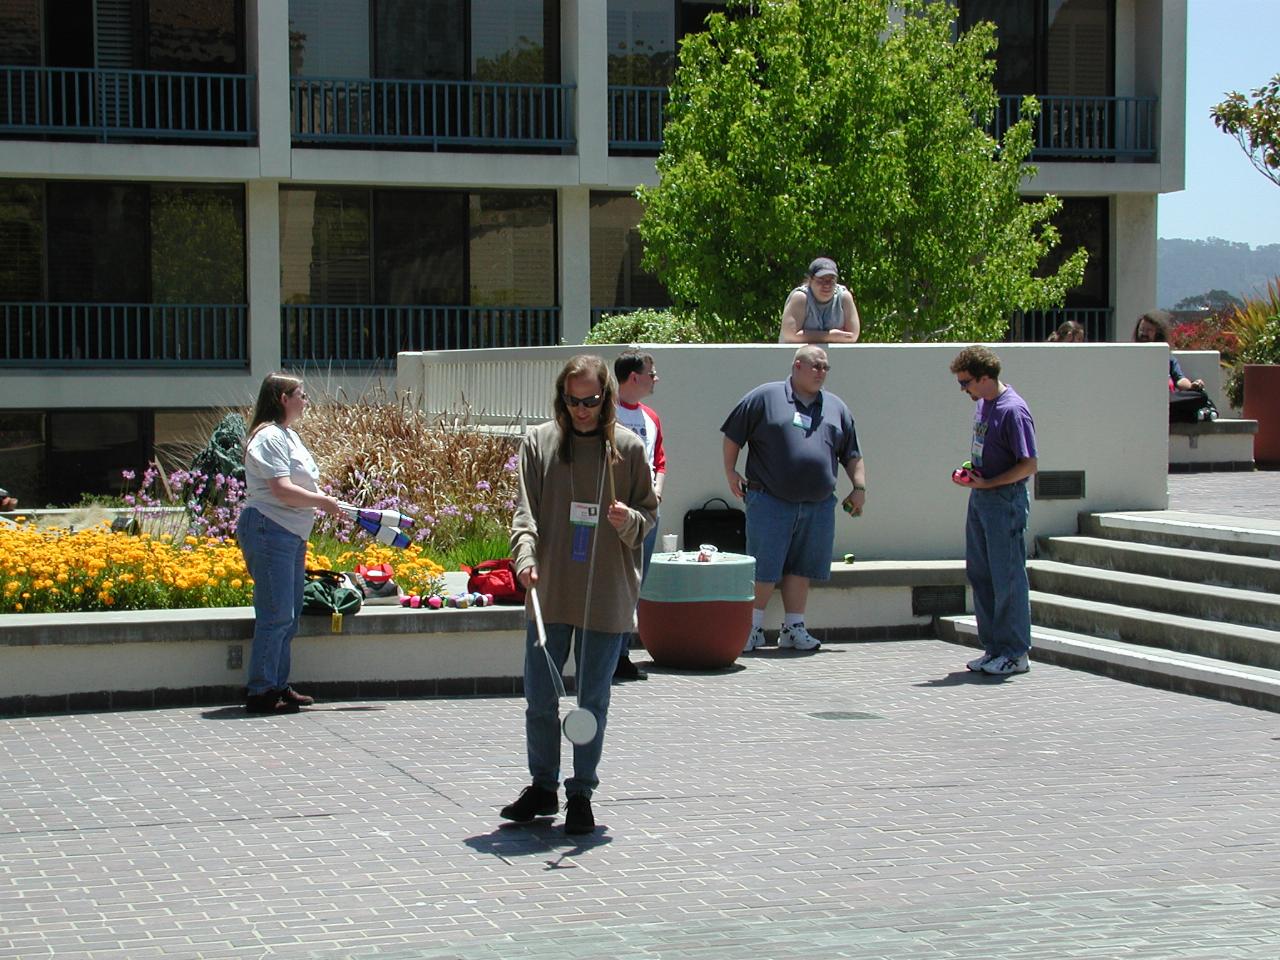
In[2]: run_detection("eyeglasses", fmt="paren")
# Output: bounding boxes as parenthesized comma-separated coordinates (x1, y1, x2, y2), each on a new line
(289, 390, 309, 401)
(643, 370, 658, 378)
(563, 393, 603, 408)
(812, 275, 837, 283)
(957, 378, 973, 389)
(807, 362, 830, 372)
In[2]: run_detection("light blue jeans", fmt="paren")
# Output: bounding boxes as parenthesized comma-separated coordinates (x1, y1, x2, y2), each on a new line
(965, 483, 1032, 659)
(237, 506, 308, 695)
(524, 621, 624, 798)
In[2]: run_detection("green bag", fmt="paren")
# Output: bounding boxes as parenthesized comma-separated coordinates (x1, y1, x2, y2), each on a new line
(302, 569, 363, 616)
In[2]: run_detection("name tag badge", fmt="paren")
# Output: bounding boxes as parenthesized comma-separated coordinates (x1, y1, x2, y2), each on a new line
(569, 500, 599, 563)
(793, 411, 812, 430)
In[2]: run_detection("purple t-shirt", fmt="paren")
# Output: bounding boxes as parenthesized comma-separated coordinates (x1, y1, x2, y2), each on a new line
(971, 385, 1037, 481)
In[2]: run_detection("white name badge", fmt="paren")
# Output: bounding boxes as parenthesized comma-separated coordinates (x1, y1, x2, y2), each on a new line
(793, 411, 812, 430)
(569, 501, 600, 526)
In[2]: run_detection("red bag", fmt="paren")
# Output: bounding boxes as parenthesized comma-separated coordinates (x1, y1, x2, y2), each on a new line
(462, 558, 526, 605)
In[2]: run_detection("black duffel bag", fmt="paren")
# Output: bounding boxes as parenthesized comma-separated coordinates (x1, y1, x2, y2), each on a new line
(1169, 388, 1218, 424)
(683, 497, 746, 553)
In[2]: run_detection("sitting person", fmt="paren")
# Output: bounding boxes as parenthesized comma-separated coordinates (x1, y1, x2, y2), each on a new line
(1047, 320, 1085, 343)
(778, 257, 860, 343)
(1133, 312, 1205, 391)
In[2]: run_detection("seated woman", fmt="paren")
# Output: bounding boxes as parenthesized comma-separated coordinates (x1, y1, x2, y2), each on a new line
(1047, 320, 1085, 343)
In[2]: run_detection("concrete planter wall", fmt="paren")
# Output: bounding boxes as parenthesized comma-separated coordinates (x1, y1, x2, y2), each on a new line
(1243, 364, 1280, 465)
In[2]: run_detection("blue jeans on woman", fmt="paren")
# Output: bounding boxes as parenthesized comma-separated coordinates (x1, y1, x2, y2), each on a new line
(523, 621, 623, 798)
(965, 483, 1032, 660)
(237, 506, 308, 695)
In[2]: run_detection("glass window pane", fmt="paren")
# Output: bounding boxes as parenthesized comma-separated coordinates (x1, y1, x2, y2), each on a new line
(47, 411, 147, 506)
(471, 0, 558, 82)
(1045, 0, 1111, 96)
(0, 182, 44, 301)
(0, 411, 45, 508)
(148, 0, 241, 71)
(1033, 196, 1108, 307)
(608, 0, 675, 85)
(0, 0, 41, 64)
(279, 187, 371, 305)
(373, 191, 466, 304)
(589, 192, 669, 309)
(46, 182, 148, 302)
(376, 0, 464, 80)
(470, 192, 555, 306)
(960, 0, 1037, 93)
(151, 185, 246, 303)
(289, 0, 370, 77)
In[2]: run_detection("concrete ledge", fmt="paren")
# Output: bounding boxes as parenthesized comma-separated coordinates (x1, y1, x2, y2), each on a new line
(1169, 418, 1257, 469)
(0, 561, 970, 715)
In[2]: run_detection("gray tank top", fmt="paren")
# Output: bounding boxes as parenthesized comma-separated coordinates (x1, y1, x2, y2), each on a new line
(785, 284, 847, 340)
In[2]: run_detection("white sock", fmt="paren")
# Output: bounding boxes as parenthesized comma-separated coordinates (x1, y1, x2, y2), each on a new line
(783, 612, 804, 629)
(752, 607, 765, 629)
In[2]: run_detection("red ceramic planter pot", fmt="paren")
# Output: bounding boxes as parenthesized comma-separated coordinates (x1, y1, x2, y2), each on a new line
(1243, 364, 1280, 465)
(637, 598, 751, 669)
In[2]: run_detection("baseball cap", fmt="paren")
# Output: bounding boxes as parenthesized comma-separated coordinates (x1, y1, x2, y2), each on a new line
(808, 257, 838, 278)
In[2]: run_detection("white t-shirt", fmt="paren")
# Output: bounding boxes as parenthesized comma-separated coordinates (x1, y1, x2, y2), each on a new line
(243, 424, 321, 540)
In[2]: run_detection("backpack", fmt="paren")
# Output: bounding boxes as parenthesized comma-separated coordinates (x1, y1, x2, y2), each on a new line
(302, 569, 363, 618)
(1169, 389, 1218, 424)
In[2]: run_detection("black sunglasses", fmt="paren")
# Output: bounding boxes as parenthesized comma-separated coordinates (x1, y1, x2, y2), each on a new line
(563, 393, 603, 408)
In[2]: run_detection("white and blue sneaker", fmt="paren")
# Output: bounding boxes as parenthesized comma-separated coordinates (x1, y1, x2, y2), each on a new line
(966, 652, 996, 672)
(980, 654, 1030, 675)
(743, 626, 767, 652)
(778, 623, 821, 651)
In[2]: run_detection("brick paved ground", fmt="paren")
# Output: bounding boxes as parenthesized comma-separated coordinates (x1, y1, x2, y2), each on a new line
(2, 638, 1278, 959)
(2, 470, 1278, 959)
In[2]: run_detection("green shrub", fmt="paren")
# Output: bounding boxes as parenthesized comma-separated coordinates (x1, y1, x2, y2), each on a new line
(1224, 278, 1280, 408)
(584, 308, 708, 345)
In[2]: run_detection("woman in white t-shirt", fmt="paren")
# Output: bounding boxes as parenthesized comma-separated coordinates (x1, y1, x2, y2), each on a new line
(237, 373, 343, 714)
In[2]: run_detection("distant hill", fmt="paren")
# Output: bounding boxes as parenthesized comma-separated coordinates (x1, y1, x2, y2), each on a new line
(1158, 238, 1280, 309)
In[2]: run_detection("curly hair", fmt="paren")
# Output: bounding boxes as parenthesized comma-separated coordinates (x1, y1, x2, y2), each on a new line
(949, 345, 1002, 381)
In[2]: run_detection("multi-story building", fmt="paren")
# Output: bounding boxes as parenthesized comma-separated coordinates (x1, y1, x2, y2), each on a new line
(0, 0, 1185, 505)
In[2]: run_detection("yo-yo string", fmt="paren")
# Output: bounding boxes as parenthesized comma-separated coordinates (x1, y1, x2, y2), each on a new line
(529, 586, 566, 699)
(576, 438, 609, 709)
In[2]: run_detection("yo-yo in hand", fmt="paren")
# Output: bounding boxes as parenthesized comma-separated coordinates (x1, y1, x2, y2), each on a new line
(951, 467, 974, 485)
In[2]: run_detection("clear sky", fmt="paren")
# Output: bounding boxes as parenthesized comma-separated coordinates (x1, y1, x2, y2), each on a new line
(1157, 0, 1280, 247)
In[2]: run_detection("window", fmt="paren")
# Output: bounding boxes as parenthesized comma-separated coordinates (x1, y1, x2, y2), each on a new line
(589, 193, 669, 309)
(1038, 196, 1109, 308)
(0, 182, 43, 301)
(151, 186, 246, 304)
(960, 0, 1113, 97)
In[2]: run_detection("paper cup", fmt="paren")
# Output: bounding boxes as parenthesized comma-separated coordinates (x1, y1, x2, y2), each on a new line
(662, 533, 678, 552)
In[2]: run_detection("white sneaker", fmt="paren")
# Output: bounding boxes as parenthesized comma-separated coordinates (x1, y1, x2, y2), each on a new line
(966, 652, 996, 672)
(778, 623, 821, 651)
(743, 625, 767, 652)
(980, 653, 1030, 675)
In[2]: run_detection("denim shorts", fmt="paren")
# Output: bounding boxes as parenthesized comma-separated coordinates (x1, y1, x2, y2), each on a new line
(745, 488, 836, 583)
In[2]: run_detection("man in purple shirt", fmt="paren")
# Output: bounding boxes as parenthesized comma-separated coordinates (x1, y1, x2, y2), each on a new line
(949, 346, 1038, 676)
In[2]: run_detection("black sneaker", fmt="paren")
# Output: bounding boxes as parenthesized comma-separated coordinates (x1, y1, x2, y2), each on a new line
(564, 794, 595, 835)
(500, 785, 558, 823)
(613, 654, 647, 682)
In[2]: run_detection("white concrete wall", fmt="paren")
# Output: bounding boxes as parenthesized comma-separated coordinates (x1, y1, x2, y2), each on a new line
(400, 342, 1170, 560)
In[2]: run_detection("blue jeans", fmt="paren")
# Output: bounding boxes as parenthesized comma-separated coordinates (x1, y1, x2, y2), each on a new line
(237, 506, 308, 695)
(524, 621, 624, 798)
(965, 484, 1032, 659)
(745, 489, 836, 582)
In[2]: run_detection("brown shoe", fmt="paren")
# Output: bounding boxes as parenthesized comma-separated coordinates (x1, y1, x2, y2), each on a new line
(279, 687, 314, 706)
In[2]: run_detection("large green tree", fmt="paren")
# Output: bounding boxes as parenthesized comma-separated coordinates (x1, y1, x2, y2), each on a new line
(1212, 73, 1280, 188)
(638, 0, 1086, 342)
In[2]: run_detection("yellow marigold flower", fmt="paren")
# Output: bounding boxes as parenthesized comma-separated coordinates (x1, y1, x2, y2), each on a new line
(231, 578, 243, 588)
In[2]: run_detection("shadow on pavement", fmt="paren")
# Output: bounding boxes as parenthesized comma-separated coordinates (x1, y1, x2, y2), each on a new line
(199, 703, 389, 720)
(464, 820, 613, 869)
(914, 670, 1014, 687)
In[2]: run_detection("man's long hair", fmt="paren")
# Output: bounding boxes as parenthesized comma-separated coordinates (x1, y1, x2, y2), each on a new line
(553, 355, 619, 464)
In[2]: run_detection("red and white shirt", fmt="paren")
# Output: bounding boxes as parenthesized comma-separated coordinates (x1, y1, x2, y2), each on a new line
(616, 400, 666, 483)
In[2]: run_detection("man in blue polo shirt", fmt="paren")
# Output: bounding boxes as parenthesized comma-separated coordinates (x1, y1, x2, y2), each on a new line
(721, 346, 866, 652)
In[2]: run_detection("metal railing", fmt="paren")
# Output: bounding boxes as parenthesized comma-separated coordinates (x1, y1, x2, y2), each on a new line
(1010, 307, 1113, 342)
(608, 85, 668, 150)
(291, 77, 575, 148)
(0, 303, 248, 366)
(0, 66, 255, 142)
(281, 304, 562, 366)
(993, 94, 1157, 161)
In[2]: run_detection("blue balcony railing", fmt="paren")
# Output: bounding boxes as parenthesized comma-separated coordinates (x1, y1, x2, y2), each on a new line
(0, 303, 248, 367)
(0, 66, 255, 142)
(608, 85, 668, 151)
(291, 77, 575, 149)
(282, 304, 562, 366)
(1010, 307, 1113, 342)
(993, 94, 1157, 161)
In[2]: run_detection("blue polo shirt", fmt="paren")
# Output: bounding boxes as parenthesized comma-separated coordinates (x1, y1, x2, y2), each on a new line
(720, 379, 860, 503)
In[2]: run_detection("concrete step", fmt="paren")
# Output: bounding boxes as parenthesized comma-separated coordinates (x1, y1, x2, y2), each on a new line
(1026, 559, 1280, 630)
(1080, 511, 1280, 560)
(937, 615, 1280, 713)
(1028, 590, 1280, 671)
(1037, 535, 1280, 595)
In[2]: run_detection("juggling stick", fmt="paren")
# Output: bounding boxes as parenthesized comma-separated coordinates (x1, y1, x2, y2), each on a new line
(529, 585, 598, 746)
